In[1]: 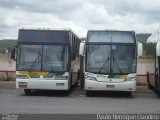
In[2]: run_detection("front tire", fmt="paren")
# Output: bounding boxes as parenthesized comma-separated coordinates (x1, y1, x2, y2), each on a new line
(80, 74, 84, 88)
(86, 91, 92, 97)
(69, 72, 73, 91)
(127, 91, 132, 97)
(24, 89, 31, 95)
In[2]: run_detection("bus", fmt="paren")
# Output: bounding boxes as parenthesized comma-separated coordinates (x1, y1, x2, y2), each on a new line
(12, 29, 80, 94)
(147, 33, 160, 96)
(79, 30, 137, 96)
(154, 41, 160, 96)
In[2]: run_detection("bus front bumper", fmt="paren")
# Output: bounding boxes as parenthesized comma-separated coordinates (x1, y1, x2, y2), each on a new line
(84, 80, 136, 91)
(16, 79, 69, 90)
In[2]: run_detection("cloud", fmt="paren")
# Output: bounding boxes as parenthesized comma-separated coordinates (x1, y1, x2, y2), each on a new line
(0, 0, 160, 39)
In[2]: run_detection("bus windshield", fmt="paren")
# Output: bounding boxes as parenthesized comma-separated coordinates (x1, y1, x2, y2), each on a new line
(86, 31, 136, 74)
(17, 45, 68, 72)
(86, 45, 136, 74)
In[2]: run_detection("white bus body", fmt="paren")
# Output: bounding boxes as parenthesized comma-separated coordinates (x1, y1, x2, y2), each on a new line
(80, 30, 138, 95)
(147, 40, 160, 96)
(13, 29, 80, 94)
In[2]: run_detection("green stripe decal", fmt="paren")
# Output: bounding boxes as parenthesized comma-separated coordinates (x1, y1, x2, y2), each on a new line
(108, 75, 121, 78)
(114, 75, 120, 78)
(43, 72, 65, 78)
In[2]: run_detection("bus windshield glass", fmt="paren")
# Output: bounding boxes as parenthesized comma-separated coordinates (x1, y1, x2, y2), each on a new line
(86, 45, 136, 74)
(111, 45, 136, 74)
(43, 45, 68, 71)
(86, 45, 110, 73)
(86, 31, 136, 74)
(17, 45, 68, 72)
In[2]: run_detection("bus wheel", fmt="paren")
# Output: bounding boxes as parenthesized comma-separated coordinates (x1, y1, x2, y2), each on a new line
(148, 85, 153, 90)
(80, 74, 84, 88)
(86, 91, 92, 97)
(158, 91, 160, 97)
(157, 88, 160, 97)
(69, 73, 73, 90)
(127, 92, 132, 97)
(24, 89, 31, 95)
(75, 70, 80, 87)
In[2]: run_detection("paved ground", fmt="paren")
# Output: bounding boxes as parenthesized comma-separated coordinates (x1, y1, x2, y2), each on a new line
(0, 82, 159, 115)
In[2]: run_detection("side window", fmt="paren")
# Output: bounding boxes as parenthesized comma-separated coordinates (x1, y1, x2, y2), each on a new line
(77, 39, 80, 55)
(75, 38, 77, 56)
(71, 34, 74, 60)
(71, 34, 79, 60)
(73, 36, 76, 60)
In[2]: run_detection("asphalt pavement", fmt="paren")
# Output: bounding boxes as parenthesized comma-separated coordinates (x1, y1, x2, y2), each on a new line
(0, 82, 159, 115)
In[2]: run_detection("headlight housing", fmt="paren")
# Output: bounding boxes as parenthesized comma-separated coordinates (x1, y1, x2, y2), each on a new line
(124, 77, 136, 82)
(85, 76, 97, 81)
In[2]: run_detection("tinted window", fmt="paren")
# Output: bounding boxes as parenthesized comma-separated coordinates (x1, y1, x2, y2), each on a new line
(86, 45, 110, 73)
(42, 45, 68, 71)
(86, 45, 136, 74)
(88, 31, 135, 43)
(18, 30, 69, 44)
(88, 32, 111, 42)
(17, 45, 68, 72)
(111, 45, 136, 73)
(111, 32, 134, 43)
(17, 45, 42, 71)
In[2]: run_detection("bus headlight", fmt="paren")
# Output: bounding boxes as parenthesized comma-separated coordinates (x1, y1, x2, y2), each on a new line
(124, 77, 136, 82)
(16, 75, 29, 79)
(85, 76, 97, 81)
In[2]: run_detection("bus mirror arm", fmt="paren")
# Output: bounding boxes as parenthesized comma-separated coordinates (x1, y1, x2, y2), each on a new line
(79, 41, 85, 56)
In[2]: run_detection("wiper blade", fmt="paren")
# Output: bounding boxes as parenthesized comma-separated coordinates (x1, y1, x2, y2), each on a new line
(29, 49, 41, 71)
(112, 57, 124, 74)
(98, 57, 110, 73)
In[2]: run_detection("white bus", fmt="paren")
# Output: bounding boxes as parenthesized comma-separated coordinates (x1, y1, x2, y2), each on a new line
(147, 33, 160, 96)
(79, 30, 137, 96)
(11, 29, 80, 94)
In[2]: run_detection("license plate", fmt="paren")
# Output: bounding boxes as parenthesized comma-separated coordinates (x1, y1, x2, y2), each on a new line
(106, 85, 115, 88)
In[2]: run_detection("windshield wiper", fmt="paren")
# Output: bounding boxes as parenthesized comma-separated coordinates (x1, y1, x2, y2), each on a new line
(98, 57, 110, 73)
(112, 56, 123, 74)
(29, 49, 41, 72)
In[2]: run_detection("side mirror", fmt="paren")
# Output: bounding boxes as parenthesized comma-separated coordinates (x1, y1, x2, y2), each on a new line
(11, 46, 17, 61)
(156, 41, 160, 56)
(79, 41, 85, 56)
(137, 42, 143, 57)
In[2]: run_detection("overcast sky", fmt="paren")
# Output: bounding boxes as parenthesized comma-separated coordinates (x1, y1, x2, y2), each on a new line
(0, 0, 160, 39)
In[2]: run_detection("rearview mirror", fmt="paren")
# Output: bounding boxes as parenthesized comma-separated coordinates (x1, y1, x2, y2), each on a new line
(79, 41, 85, 56)
(11, 46, 17, 61)
(137, 42, 143, 57)
(156, 41, 160, 56)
